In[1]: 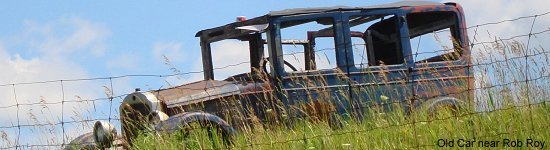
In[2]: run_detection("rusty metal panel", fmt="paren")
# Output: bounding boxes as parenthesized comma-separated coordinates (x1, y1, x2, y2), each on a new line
(154, 80, 240, 108)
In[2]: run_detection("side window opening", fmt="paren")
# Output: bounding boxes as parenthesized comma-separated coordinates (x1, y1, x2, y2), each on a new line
(210, 39, 250, 80)
(279, 17, 337, 73)
(261, 40, 310, 74)
(222, 33, 274, 82)
(350, 33, 368, 68)
(408, 11, 461, 63)
(312, 37, 337, 69)
(281, 42, 307, 71)
(350, 14, 403, 67)
(367, 15, 403, 65)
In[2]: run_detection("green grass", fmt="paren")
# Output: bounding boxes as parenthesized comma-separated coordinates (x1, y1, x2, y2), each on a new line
(131, 102, 550, 149)
(130, 38, 550, 149)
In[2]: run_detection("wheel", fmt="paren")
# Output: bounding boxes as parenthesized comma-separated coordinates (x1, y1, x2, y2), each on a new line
(419, 97, 464, 118)
(177, 120, 229, 149)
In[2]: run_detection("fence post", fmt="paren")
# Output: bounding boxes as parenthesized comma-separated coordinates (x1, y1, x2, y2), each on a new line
(60, 80, 66, 148)
(524, 15, 537, 133)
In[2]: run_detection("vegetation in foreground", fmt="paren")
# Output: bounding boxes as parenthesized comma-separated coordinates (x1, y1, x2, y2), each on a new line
(131, 101, 550, 149)
(131, 38, 550, 149)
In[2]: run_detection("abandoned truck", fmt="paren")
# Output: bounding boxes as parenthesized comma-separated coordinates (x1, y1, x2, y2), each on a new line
(67, 1, 473, 149)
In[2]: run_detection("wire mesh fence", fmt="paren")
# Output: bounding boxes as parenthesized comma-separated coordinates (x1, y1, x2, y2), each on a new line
(1, 11, 550, 149)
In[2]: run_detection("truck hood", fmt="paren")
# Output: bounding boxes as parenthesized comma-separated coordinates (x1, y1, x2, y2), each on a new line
(154, 80, 240, 108)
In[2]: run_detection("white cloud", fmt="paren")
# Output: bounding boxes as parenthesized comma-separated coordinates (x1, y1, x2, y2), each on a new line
(182, 39, 336, 83)
(446, 0, 550, 42)
(151, 41, 197, 87)
(0, 17, 111, 146)
(210, 40, 251, 79)
(171, 40, 251, 85)
(23, 17, 110, 57)
(152, 41, 186, 63)
(444, 0, 550, 110)
(106, 53, 139, 70)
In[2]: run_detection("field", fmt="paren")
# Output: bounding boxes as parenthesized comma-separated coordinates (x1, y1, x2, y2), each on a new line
(131, 39, 550, 149)
(132, 101, 550, 149)
(1, 8, 550, 150)
(125, 16, 550, 149)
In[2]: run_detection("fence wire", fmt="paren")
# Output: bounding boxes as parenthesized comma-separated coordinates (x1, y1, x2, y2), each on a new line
(1, 11, 550, 149)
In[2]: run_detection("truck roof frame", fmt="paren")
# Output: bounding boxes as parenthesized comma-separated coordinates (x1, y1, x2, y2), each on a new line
(195, 1, 443, 43)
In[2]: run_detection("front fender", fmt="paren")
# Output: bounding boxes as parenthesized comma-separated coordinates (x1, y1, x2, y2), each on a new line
(155, 112, 235, 134)
(64, 133, 97, 150)
(154, 112, 236, 145)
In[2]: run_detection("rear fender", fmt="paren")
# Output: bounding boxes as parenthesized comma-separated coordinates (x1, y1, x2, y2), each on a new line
(419, 97, 464, 114)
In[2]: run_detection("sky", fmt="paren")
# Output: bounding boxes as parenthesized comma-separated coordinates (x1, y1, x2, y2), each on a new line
(0, 0, 549, 147)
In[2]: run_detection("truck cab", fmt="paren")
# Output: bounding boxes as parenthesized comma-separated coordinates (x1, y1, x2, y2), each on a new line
(191, 0, 472, 122)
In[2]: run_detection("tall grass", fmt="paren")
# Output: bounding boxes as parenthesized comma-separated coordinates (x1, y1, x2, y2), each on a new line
(1, 28, 548, 149)
(131, 103, 550, 149)
(130, 37, 550, 149)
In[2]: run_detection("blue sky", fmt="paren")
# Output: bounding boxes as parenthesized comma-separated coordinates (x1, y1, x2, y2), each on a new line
(0, 0, 408, 91)
(1, 0, 549, 147)
(0, 0, 409, 145)
(1, 0, 547, 90)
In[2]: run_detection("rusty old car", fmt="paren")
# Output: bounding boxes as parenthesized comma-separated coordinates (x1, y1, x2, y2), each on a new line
(67, 1, 473, 149)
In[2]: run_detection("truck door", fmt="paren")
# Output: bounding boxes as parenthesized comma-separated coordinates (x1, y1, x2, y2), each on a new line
(344, 11, 415, 116)
(269, 13, 353, 122)
(406, 10, 472, 109)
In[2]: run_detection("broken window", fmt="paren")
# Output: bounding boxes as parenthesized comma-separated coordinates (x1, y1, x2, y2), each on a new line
(349, 14, 403, 67)
(350, 32, 368, 68)
(408, 11, 462, 63)
(210, 39, 251, 80)
(279, 17, 337, 72)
